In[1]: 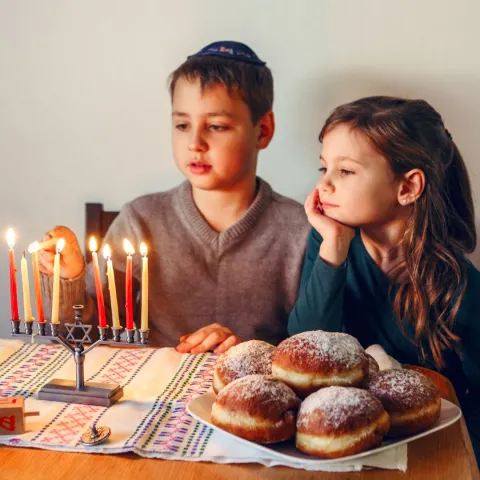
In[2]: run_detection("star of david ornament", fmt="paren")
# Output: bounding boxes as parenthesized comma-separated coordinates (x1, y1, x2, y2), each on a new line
(65, 321, 92, 344)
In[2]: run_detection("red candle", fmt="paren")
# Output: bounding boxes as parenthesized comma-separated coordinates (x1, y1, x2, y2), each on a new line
(89, 237, 107, 328)
(7, 229, 19, 321)
(124, 239, 134, 330)
(29, 242, 45, 323)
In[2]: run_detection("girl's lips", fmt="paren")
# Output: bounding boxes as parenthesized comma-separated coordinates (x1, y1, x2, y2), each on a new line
(320, 202, 338, 209)
(188, 163, 212, 174)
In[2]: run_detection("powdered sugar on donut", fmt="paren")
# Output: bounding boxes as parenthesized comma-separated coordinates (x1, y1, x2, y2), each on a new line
(298, 386, 382, 429)
(219, 374, 299, 408)
(216, 340, 275, 382)
(365, 369, 439, 410)
(277, 331, 366, 369)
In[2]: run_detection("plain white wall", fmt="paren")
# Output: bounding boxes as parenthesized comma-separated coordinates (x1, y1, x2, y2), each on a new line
(1, 0, 480, 338)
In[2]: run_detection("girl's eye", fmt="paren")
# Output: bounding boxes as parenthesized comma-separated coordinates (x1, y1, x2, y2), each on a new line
(210, 125, 228, 131)
(340, 169, 354, 176)
(175, 124, 188, 131)
(318, 167, 327, 174)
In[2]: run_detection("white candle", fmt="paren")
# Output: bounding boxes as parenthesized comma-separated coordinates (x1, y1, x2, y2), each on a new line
(140, 243, 148, 332)
(51, 238, 65, 324)
(103, 244, 120, 329)
(21, 252, 34, 322)
(123, 239, 135, 331)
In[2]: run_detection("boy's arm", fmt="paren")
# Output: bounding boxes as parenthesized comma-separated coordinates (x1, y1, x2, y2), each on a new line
(287, 228, 346, 336)
(40, 270, 95, 325)
(40, 202, 143, 329)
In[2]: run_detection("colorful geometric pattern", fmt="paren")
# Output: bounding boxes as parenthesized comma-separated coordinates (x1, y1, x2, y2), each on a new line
(0, 341, 216, 457)
(127, 353, 217, 456)
(0, 343, 70, 398)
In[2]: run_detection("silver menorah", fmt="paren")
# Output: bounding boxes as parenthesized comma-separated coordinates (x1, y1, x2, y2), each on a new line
(11, 305, 149, 407)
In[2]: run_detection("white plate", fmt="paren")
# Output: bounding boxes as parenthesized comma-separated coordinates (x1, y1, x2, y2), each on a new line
(186, 391, 462, 465)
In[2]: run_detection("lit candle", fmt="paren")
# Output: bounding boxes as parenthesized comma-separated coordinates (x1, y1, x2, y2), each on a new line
(51, 238, 65, 324)
(21, 252, 34, 322)
(123, 239, 135, 330)
(28, 242, 45, 323)
(103, 244, 120, 329)
(89, 237, 107, 328)
(140, 243, 148, 332)
(6, 228, 19, 321)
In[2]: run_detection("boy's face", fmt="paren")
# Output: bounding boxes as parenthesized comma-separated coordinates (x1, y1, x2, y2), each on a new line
(171, 77, 262, 192)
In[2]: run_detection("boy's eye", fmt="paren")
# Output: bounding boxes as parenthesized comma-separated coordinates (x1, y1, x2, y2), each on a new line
(340, 169, 354, 176)
(175, 123, 188, 131)
(318, 167, 327, 174)
(209, 125, 228, 131)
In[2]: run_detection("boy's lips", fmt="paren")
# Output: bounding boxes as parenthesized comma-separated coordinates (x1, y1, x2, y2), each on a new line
(188, 161, 212, 174)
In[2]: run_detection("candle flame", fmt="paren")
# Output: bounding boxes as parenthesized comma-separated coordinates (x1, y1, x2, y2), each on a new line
(140, 242, 148, 256)
(123, 239, 134, 255)
(103, 244, 112, 259)
(28, 241, 40, 253)
(89, 236, 98, 253)
(6, 228, 15, 248)
(56, 238, 66, 253)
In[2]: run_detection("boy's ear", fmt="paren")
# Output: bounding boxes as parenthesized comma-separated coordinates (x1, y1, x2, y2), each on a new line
(256, 111, 275, 150)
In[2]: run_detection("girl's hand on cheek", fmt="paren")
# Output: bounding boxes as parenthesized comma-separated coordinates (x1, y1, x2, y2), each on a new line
(304, 188, 355, 267)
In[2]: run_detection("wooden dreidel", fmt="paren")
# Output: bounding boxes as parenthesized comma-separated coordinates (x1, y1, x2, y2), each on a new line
(0, 397, 39, 435)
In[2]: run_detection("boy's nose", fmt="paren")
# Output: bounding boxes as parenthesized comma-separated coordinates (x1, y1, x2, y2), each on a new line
(188, 132, 207, 152)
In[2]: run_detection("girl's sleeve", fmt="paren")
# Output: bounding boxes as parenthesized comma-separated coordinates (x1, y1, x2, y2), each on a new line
(456, 263, 480, 466)
(287, 228, 347, 336)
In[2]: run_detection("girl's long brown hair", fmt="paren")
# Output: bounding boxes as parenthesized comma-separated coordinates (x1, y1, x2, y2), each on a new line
(319, 96, 476, 369)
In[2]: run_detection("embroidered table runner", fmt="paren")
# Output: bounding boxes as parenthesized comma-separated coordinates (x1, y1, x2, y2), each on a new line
(0, 339, 406, 472)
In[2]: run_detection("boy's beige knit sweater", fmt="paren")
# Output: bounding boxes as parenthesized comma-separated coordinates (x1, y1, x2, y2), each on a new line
(41, 178, 310, 346)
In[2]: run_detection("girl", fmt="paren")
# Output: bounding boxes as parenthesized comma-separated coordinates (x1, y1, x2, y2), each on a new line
(288, 96, 480, 465)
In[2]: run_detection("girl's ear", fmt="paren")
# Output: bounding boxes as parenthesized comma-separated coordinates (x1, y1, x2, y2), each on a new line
(256, 111, 275, 150)
(397, 168, 426, 206)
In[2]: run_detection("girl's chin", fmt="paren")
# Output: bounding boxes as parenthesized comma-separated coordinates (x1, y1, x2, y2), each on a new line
(324, 212, 358, 228)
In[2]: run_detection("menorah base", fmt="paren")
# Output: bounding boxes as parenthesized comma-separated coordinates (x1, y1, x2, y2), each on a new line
(38, 379, 124, 407)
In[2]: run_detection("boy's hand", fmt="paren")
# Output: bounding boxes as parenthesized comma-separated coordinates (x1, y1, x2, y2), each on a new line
(305, 188, 355, 267)
(37, 226, 85, 279)
(176, 324, 241, 354)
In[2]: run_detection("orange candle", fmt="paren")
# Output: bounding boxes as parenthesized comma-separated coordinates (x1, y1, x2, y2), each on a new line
(123, 239, 135, 330)
(89, 237, 107, 328)
(6, 229, 19, 321)
(28, 242, 45, 323)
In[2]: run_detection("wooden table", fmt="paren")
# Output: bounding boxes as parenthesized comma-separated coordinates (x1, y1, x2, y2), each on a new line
(1, 366, 479, 480)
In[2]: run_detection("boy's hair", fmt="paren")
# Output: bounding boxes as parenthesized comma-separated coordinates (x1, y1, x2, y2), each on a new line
(169, 52, 273, 125)
(320, 96, 476, 369)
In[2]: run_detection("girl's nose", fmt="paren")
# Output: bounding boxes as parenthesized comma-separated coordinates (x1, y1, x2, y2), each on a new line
(317, 175, 334, 193)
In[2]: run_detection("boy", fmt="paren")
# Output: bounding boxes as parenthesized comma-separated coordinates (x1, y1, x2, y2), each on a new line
(39, 41, 309, 353)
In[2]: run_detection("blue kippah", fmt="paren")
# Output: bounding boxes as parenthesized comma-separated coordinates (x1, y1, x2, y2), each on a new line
(188, 41, 266, 66)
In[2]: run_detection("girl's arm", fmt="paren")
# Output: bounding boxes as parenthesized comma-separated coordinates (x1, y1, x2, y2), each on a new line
(456, 262, 480, 465)
(287, 228, 347, 336)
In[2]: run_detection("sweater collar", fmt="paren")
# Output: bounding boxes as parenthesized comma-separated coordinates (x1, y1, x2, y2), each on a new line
(177, 177, 273, 247)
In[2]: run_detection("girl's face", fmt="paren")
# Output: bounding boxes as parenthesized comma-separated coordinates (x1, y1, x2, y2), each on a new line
(317, 124, 402, 227)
